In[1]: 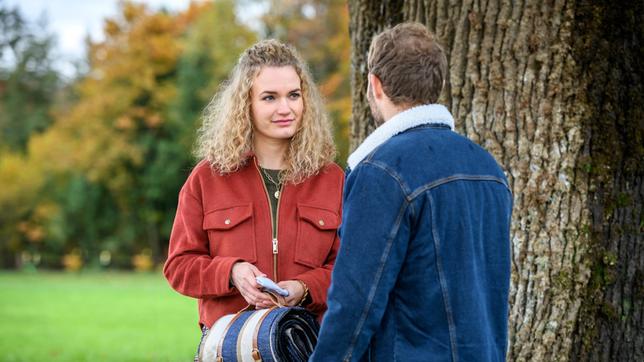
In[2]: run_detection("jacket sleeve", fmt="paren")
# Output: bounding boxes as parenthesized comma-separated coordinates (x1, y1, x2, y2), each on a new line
(310, 162, 412, 362)
(294, 170, 344, 316)
(163, 179, 243, 299)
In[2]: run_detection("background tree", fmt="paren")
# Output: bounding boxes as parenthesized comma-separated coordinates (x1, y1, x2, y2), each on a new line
(348, 0, 642, 360)
(0, 2, 59, 152)
(0, 2, 61, 267)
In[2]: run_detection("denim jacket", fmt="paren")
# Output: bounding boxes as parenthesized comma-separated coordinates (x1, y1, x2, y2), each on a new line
(310, 104, 512, 362)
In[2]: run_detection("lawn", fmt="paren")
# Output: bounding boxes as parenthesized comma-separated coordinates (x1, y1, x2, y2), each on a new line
(0, 272, 199, 361)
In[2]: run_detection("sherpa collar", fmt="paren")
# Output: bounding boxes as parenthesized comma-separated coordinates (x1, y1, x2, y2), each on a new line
(347, 104, 454, 170)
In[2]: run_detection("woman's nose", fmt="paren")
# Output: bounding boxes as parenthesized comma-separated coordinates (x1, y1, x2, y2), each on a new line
(276, 98, 291, 115)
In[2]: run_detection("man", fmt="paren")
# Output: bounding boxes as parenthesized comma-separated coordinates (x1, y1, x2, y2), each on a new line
(310, 23, 513, 361)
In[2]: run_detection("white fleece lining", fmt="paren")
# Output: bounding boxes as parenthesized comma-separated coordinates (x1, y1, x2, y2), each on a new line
(347, 104, 455, 170)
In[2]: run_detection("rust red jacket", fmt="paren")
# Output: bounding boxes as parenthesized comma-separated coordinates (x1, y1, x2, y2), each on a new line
(163, 157, 344, 327)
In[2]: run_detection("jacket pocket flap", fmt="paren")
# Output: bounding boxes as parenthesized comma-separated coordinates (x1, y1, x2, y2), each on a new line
(297, 204, 339, 230)
(203, 204, 252, 230)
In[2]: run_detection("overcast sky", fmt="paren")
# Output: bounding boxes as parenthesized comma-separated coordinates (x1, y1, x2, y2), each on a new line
(5, 0, 265, 77)
(5, 0, 195, 76)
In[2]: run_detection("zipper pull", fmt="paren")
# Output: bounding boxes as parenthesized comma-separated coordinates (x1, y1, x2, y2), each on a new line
(272, 238, 278, 254)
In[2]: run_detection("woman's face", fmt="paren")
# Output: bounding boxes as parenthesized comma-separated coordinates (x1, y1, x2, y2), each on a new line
(250, 66, 303, 145)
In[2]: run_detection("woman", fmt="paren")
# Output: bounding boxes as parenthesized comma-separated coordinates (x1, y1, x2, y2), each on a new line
(163, 39, 343, 353)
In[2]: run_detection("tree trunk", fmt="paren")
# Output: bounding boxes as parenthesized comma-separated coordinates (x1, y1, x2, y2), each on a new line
(347, 0, 405, 150)
(347, 1, 643, 360)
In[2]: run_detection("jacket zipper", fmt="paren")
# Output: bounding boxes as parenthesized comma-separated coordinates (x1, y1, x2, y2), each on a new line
(254, 159, 282, 281)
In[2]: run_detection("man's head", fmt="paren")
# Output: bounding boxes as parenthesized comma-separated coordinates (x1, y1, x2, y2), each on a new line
(367, 22, 448, 123)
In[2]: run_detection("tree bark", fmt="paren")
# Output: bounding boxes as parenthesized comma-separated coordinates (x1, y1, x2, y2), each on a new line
(347, 0, 404, 150)
(568, 1, 643, 360)
(347, 0, 643, 360)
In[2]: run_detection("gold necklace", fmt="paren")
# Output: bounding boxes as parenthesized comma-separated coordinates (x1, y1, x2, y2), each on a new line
(261, 167, 282, 199)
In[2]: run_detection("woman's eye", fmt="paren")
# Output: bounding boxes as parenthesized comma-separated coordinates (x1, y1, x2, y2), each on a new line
(262, 95, 275, 101)
(289, 92, 301, 99)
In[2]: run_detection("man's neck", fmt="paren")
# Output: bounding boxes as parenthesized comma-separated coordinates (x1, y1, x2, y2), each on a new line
(381, 103, 412, 123)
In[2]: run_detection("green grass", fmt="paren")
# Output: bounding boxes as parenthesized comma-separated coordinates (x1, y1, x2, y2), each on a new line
(0, 272, 199, 361)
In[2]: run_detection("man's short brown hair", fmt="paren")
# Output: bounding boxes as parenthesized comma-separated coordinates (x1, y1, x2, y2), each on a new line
(368, 22, 447, 106)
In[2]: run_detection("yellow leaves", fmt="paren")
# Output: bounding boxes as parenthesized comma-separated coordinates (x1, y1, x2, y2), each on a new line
(132, 249, 154, 271)
(16, 202, 58, 243)
(122, 1, 146, 24)
(320, 72, 344, 98)
(148, 34, 179, 65)
(28, 128, 76, 174)
(33, 202, 58, 224)
(87, 3, 182, 94)
(128, 15, 180, 74)
(144, 113, 162, 128)
(0, 150, 53, 253)
(116, 115, 135, 130)
(104, 19, 121, 37)
(115, 106, 168, 131)
(0, 152, 43, 207)
(62, 249, 83, 271)
(16, 221, 44, 243)
(177, 1, 211, 29)
(26, 110, 143, 195)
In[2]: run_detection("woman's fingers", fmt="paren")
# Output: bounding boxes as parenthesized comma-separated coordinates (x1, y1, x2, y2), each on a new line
(255, 300, 273, 309)
(232, 262, 270, 305)
(241, 284, 275, 308)
(231, 262, 288, 307)
(239, 280, 264, 303)
(277, 280, 304, 306)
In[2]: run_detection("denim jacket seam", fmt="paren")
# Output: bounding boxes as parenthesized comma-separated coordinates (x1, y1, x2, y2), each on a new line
(428, 192, 459, 362)
(359, 124, 450, 170)
(362, 160, 412, 198)
(409, 174, 510, 200)
(408, 197, 417, 221)
(343, 198, 410, 361)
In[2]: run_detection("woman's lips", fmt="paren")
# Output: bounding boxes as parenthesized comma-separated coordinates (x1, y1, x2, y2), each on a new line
(272, 119, 293, 125)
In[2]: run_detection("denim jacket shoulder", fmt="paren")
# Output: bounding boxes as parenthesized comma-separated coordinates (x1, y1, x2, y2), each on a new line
(358, 125, 510, 200)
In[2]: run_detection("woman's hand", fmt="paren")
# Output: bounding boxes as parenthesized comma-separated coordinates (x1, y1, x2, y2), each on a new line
(277, 280, 306, 307)
(231, 262, 274, 308)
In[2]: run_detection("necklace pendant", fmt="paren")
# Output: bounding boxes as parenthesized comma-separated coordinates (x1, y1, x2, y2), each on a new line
(274, 190, 280, 199)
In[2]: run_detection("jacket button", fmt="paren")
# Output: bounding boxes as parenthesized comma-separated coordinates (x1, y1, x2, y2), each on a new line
(224, 219, 231, 225)
(318, 220, 325, 226)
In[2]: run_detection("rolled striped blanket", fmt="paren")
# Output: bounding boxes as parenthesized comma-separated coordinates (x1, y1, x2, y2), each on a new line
(199, 306, 319, 362)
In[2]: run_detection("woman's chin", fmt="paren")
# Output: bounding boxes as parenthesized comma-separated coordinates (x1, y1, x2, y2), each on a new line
(271, 129, 297, 140)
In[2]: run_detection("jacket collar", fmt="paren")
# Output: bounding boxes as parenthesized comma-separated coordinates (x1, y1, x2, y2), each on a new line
(347, 104, 455, 170)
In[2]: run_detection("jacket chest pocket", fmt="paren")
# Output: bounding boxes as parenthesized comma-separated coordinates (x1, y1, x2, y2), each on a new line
(294, 204, 339, 268)
(203, 204, 257, 263)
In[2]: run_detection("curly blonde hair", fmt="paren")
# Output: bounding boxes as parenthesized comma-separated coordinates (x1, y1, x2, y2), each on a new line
(195, 39, 336, 183)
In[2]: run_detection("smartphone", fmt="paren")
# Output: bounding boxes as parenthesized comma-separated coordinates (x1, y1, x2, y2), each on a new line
(256, 276, 290, 297)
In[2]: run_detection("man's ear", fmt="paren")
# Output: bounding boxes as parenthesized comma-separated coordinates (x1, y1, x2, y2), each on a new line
(368, 73, 384, 99)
